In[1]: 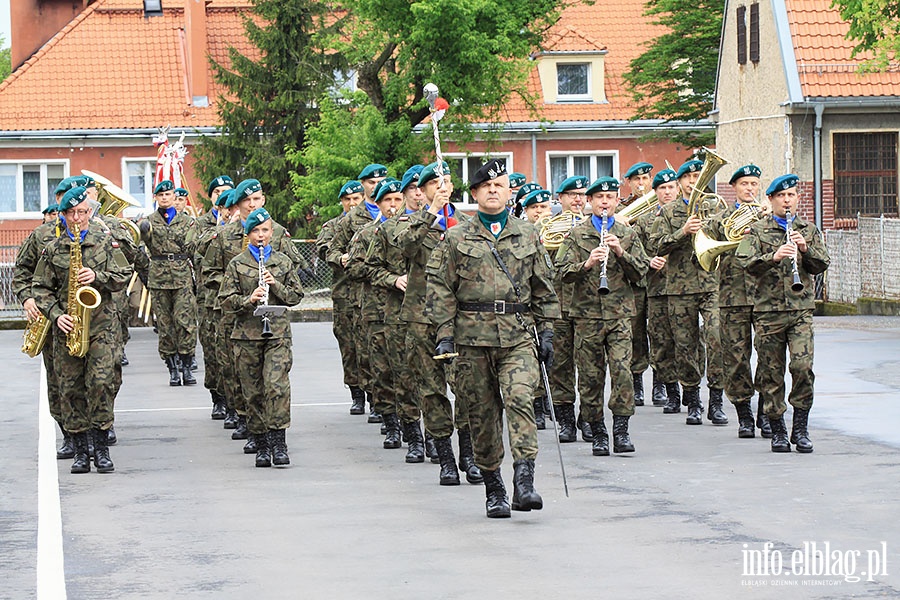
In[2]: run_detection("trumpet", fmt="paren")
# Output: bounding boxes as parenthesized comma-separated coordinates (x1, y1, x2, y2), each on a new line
(785, 210, 804, 292)
(598, 209, 610, 296)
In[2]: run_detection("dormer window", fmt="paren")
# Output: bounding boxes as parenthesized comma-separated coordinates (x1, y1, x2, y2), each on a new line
(557, 63, 591, 101)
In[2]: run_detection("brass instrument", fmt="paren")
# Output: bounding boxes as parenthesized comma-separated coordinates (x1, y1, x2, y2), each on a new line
(785, 210, 804, 292)
(617, 189, 658, 226)
(685, 147, 729, 219)
(598, 209, 610, 295)
(694, 201, 768, 272)
(252, 242, 287, 336)
(538, 211, 588, 250)
(21, 313, 51, 357)
(66, 222, 102, 358)
(82, 170, 143, 244)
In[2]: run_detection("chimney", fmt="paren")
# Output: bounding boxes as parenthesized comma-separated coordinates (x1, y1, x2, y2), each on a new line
(10, 0, 90, 71)
(184, 0, 209, 107)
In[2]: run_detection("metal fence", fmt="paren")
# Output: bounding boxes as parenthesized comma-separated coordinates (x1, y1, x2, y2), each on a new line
(824, 216, 900, 304)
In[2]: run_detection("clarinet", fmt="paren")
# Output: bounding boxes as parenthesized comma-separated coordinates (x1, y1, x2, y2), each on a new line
(785, 210, 804, 292)
(598, 209, 611, 296)
(257, 241, 274, 338)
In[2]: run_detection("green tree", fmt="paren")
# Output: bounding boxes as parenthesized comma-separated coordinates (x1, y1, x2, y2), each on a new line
(623, 0, 722, 146)
(0, 35, 11, 81)
(832, 0, 900, 71)
(193, 0, 343, 228)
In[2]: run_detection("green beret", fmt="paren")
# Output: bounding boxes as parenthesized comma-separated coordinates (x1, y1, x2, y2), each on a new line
(652, 169, 677, 189)
(509, 172, 527, 187)
(766, 174, 799, 196)
(175, 188, 189, 198)
(358, 163, 388, 180)
(729, 164, 762, 185)
(59, 186, 89, 212)
(515, 182, 543, 203)
(676, 160, 704, 179)
(222, 189, 241, 209)
(42, 203, 59, 215)
(244, 207, 272, 236)
(78, 175, 95, 188)
(556, 176, 589, 194)
(339, 180, 364, 198)
(401, 165, 424, 192)
(234, 179, 263, 201)
(468, 158, 507, 189)
(374, 177, 403, 203)
(207, 175, 234, 197)
(154, 180, 175, 194)
(624, 162, 653, 179)
(215, 189, 235, 208)
(419, 161, 450, 186)
(522, 189, 551, 208)
(586, 177, 620, 195)
(55, 176, 82, 196)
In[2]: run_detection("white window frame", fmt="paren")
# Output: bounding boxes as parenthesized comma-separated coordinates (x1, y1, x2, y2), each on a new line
(556, 62, 592, 102)
(442, 152, 514, 209)
(545, 151, 620, 196)
(0, 160, 70, 219)
(121, 157, 159, 218)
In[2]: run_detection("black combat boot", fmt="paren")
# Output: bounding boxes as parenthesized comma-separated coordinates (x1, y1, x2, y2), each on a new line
(457, 428, 483, 484)
(232, 415, 249, 440)
(533, 397, 546, 430)
(210, 391, 226, 420)
(57, 426, 76, 460)
(651, 370, 667, 406)
(590, 419, 609, 456)
(511, 459, 543, 512)
(707, 388, 729, 425)
(433, 436, 460, 486)
(684, 387, 703, 425)
(121, 350, 129, 366)
(166, 356, 181, 386)
(382, 413, 402, 449)
(366, 392, 382, 424)
(482, 468, 511, 518)
(70, 432, 91, 474)
(633, 372, 645, 407)
(612, 415, 635, 453)
(757, 397, 772, 438)
(556, 404, 577, 443)
(735, 401, 756, 438)
(349, 387, 366, 415)
(243, 434, 258, 454)
(403, 420, 425, 463)
(223, 408, 238, 429)
(769, 415, 791, 453)
(107, 425, 117, 446)
(180, 354, 197, 386)
(663, 382, 681, 413)
(790, 408, 814, 453)
(577, 415, 594, 442)
(270, 429, 290, 466)
(424, 430, 439, 464)
(255, 433, 272, 467)
(191, 356, 199, 371)
(92, 428, 115, 473)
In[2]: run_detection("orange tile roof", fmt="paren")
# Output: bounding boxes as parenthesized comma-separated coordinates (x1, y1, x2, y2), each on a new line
(0, 0, 255, 132)
(786, 0, 900, 98)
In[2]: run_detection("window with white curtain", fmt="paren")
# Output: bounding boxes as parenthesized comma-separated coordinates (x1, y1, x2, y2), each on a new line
(0, 162, 67, 217)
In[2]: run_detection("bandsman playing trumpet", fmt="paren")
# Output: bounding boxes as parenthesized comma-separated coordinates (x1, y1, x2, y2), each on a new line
(734, 174, 829, 453)
(555, 177, 649, 456)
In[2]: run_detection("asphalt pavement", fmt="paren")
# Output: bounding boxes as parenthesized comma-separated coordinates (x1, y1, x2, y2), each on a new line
(2, 317, 900, 599)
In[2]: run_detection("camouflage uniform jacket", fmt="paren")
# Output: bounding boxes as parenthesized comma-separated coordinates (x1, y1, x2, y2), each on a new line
(32, 221, 133, 333)
(704, 205, 753, 307)
(555, 218, 649, 320)
(426, 216, 561, 347)
(325, 202, 374, 307)
(143, 209, 198, 289)
(634, 207, 667, 297)
(734, 215, 830, 313)
(194, 224, 225, 308)
(398, 209, 449, 325)
(196, 209, 220, 234)
(366, 214, 412, 325)
(316, 214, 341, 263)
(96, 215, 139, 265)
(651, 199, 717, 295)
(13, 222, 62, 304)
(218, 249, 304, 340)
(346, 219, 382, 322)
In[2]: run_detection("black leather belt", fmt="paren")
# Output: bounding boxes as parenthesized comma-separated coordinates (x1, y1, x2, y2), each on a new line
(150, 254, 190, 261)
(458, 301, 528, 314)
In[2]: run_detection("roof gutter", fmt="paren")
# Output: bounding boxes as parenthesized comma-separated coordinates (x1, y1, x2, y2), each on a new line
(785, 97, 900, 112)
(0, 127, 221, 142)
(414, 119, 713, 135)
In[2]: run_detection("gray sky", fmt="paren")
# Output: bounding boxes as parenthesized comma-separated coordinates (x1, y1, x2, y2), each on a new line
(1, 0, 9, 49)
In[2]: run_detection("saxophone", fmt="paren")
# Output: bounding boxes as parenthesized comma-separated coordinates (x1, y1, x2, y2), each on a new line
(21, 314, 51, 357)
(66, 222, 102, 358)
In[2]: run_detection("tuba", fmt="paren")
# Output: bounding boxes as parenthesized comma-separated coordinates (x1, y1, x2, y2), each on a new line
(82, 170, 143, 244)
(538, 211, 588, 251)
(66, 222, 102, 358)
(685, 147, 729, 219)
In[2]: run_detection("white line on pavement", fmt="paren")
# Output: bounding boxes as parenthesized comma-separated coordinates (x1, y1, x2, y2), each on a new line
(117, 402, 348, 413)
(37, 363, 67, 600)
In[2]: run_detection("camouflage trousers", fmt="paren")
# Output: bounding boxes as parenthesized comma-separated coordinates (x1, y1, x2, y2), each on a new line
(54, 329, 118, 434)
(355, 308, 373, 393)
(42, 328, 63, 424)
(332, 303, 359, 388)
(234, 337, 293, 434)
(453, 340, 538, 471)
(220, 313, 245, 414)
(367, 321, 397, 416)
(197, 304, 222, 395)
(720, 305, 755, 404)
(405, 322, 456, 439)
(152, 286, 197, 359)
(753, 309, 815, 419)
(648, 295, 677, 383)
(575, 318, 635, 420)
(667, 292, 723, 389)
(549, 315, 577, 405)
(112, 288, 130, 347)
(386, 322, 420, 424)
(630, 287, 650, 374)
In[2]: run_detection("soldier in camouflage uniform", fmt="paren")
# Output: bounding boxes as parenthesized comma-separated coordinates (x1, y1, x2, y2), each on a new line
(735, 174, 829, 453)
(140, 180, 199, 387)
(521, 186, 552, 225)
(651, 159, 726, 426)
(426, 159, 560, 519)
(32, 186, 133, 474)
(317, 181, 366, 414)
(556, 177, 649, 456)
(219, 208, 304, 467)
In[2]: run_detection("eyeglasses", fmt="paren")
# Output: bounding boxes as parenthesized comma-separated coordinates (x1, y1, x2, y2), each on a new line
(564, 192, 587, 199)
